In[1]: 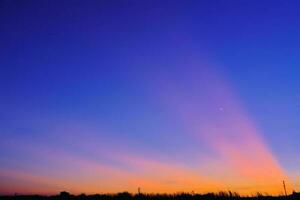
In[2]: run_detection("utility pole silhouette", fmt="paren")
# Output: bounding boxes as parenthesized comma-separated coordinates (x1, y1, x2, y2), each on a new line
(138, 187, 141, 195)
(283, 180, 287, 196)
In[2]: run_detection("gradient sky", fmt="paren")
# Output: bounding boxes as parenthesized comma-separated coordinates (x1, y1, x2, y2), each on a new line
(1, 0, 300, 196)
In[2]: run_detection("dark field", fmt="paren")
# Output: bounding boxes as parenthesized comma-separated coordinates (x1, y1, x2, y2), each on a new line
(1, 192, 300, 200)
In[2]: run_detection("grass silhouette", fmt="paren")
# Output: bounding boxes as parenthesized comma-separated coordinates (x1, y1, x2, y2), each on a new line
(1, 191, 300, 200)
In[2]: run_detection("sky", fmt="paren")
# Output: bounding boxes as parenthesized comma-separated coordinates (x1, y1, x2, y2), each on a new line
(1, 0, 300, 196)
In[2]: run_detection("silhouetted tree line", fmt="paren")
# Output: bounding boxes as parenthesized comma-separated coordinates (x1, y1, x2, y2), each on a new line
(1, 191, 300, 200)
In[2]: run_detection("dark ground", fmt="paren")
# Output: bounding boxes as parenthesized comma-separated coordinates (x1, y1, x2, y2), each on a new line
(1, 191, 300, 200)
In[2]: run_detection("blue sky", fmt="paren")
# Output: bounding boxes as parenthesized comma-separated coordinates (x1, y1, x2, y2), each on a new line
(1, 0, 300, 195)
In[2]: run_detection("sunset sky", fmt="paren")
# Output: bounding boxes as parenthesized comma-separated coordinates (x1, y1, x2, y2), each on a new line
(1, 0, 300, 196)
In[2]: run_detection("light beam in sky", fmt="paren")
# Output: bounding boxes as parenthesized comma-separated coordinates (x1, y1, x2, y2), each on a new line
(149, 59, 292, 195)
